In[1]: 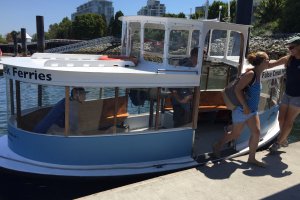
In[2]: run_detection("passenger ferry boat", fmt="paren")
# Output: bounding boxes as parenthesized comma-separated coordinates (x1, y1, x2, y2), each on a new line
(0, 16, 285, 177)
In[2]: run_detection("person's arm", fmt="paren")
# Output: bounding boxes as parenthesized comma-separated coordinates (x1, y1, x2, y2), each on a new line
(234, 71, 255, 114)
(268, 55, 289, 68)
(171, 90, 192, 104)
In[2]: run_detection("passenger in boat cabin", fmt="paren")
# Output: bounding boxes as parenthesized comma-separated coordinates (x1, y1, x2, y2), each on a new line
(33, 87, 87, 134)
(213, 51, 270, 167)
(179, 47, 199, 67)
(170, 48, 199, 127)
(268, 36, 300, 152)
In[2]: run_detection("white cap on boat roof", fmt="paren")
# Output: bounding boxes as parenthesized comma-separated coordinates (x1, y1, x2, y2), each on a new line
(286, 36, 300, 45)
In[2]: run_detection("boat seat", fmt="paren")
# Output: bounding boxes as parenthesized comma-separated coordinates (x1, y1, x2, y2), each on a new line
(164, 90, 228, 112)
(78, 96, 128, 133)
(99, 96, 128, 129)
(198, 90, 228, 112)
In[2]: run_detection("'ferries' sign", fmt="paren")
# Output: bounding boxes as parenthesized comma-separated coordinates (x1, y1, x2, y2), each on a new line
(4, 66, 52, 81)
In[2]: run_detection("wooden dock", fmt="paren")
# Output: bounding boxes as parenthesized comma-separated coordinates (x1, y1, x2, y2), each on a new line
(78, 141, 300, 200)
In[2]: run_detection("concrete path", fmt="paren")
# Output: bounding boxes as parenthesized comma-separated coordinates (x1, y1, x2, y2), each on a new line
(79, 142, 300, 200)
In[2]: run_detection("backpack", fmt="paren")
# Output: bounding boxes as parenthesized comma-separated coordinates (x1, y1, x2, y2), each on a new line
(222, 70, 256, 110)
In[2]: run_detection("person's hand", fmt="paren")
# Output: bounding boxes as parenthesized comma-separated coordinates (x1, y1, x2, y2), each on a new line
(243, 105, 251, 115)
(181, 95, 192, 103)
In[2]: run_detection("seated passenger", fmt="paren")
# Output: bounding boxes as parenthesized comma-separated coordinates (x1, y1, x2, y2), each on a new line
(170, 48, 198, 127)
(33, 87, 87, 134)
(179, 47, 199, 67)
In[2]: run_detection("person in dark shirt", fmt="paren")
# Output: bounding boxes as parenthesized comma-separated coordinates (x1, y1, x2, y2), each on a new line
(33, 87, 87, 134)
(170, 48, 199, 127)
(268, 36, 300, 152)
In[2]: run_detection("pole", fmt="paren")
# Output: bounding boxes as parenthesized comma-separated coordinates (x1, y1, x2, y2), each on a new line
(36, 16, 45, 107)
(236, 0, 253, 55)
(204, 0, 209, 19)
(36, 16, 45, 53)
(236, 0, 253, 25)
(21, 28, 27, 57)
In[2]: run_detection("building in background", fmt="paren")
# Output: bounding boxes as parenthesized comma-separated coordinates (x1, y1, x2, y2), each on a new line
(137, 0, 166, 16)
(71, 0, 114, 23)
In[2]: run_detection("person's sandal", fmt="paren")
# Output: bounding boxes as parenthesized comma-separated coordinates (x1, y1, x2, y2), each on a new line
(247, 160, 267, 168)
(269, 142, 281, 152)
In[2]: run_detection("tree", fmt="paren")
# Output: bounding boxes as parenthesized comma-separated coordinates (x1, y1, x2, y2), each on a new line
(5, 31, 18, 43)
(101, 14, 108, 36)
(111, 11, 124, 38)
(163, 13, 186, 18)
(72, 14, 106, 40)
(107, 16, 114, 36)
(208, 1, 228, 21)
(0, 34, 6, 44)
(280, 0, 300, 32)
(47, 17, 72, 39)
(254, 0, 285, 24)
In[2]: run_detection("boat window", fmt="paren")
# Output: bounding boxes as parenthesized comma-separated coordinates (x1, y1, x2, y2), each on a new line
(168, 30, 189, 66)
(121, 21, 127, 55)
(227, 31, 242, 57)
(128, 22, 141, 58)
(200, 30, 238, 90)
(200, 63, 235, 90)
(169, 30, 189, 55)
(209, 30, 227, 57)
(192, 30, 200, 49)
(143, 23, 165, 63)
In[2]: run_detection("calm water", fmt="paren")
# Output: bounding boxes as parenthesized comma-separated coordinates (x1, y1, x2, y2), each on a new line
(1, 74, 300, 199)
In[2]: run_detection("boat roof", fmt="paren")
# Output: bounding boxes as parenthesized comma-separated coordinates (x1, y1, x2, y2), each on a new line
(1, 53, 200, 87)
(1, 16, 253, 88)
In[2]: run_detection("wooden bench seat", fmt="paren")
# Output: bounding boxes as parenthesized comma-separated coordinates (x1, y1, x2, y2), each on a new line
(164, 90, 228, 112)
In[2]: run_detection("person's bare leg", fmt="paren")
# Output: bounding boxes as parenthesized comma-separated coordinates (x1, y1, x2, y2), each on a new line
(278, 104, 288, 131)
(277, 105, 300, 144)
(246, 115, 265, 167)
(213, 122, 245, 157)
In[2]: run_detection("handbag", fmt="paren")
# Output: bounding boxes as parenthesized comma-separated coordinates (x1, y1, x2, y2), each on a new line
(222, 70, 256, 110)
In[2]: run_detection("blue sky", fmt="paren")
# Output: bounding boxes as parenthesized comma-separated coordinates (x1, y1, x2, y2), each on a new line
(0, 0, 225, 37)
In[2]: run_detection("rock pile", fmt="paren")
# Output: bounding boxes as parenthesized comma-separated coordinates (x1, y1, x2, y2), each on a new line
(73, 33, 300, 59)
(249, 33, 300, 59)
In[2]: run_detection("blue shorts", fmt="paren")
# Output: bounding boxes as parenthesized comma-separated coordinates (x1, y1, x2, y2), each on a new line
(281, 93, 300, 108)
(232, 106, 257, 124)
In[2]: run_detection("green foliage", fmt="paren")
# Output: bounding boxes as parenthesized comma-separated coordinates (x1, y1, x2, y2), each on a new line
(254, 0, 285, 24)
(279, 0, 300, 33)
(0, 34, 6, 44)
(109, 11, 124, 37)
(72, 14, 107, 40)
(252, 20, 280, 36)
(253, 0, 300, 34)
(208, 1, 229, 22)
(163, 13, 186, 18)
(5, 31, 18, 43)
(190, 10, 205, 19)
(47, 17, 72, 39)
